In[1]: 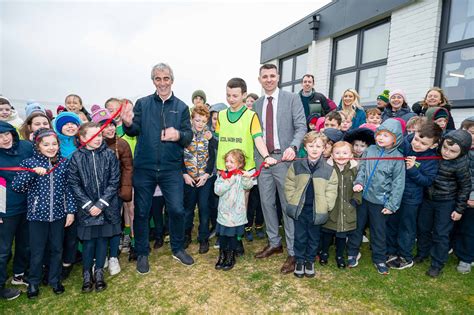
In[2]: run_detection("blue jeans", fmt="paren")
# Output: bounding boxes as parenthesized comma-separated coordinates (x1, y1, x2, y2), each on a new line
(386, 201, 419, 261)
(83, 237, 108, 270)
(294, 206, 321, 263)
(183, 179, 212, 241)
(133, 168, 185, 256)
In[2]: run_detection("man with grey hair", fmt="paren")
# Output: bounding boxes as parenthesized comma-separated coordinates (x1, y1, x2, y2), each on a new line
(121, 63, 194, 274)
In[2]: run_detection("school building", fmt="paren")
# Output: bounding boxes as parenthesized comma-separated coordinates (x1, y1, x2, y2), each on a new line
(260, 0, 473, 125)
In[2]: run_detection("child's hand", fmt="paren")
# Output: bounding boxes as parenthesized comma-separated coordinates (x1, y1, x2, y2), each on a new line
(241, 171, 253, 178)
(381, 208, 393, 215)
(353, 184, 363, 192)
(89, 206, 102, 217)
(467, 200, 474, 208)
(195, 174, 209, 187)
(204, 131, 213, 141)
(65, 214, 75, 227)
(183, 174, 195, 187)
(405, 156, 416, 169)
(33, 167, 48, 176)
(451, 211, 462, 221)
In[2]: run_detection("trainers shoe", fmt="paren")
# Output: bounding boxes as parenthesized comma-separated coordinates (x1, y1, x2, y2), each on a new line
(392, 257, 414, 270)
(294, 261, 305, 278)
(426, 266, 442, 278)
(348, 252, 361, 268)
(172, 250, 195, 266)
(11, 274, 28, 286)
(0, 286, 21, 300)
(304, 261, 315, 278)
(255, 226, 265, 239)
(213, 238, 220, 249)
(319, 252, 329, 266)
(198, 240, 209, 254)
(244, 229, 253, 242)
(374, 262, 390, 275)
(457, 261, 471, 274)
(108, 257, 121, 276)
(136, 255, 150, 275)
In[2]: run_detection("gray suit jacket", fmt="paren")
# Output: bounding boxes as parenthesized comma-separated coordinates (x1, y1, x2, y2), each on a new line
(253, 89, 306, 164)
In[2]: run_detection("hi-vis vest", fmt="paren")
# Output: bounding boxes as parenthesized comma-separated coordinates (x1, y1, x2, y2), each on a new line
(216, 108, 256, 171)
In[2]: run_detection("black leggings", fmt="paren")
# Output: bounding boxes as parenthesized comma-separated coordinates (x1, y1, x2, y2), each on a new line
(219, 235, 238, 251)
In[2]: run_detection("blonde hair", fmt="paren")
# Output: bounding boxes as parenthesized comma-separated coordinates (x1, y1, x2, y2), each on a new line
(303, 131, 328, 146)
(341, 89, 363, 118)
(406, 116, 426, 130)
(331, 141, 353, 155)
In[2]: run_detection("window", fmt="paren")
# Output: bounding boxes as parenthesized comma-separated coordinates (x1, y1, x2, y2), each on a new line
(279, 51, 308, 93)
(436, 0, 474, 107)
(330, 20, 390, 106)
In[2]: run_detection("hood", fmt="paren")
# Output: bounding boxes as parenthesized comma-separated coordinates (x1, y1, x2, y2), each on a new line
(425, 107, 450, 122)
(209, 103, 227, 114)
(443, 130, 472, 156)
(0, 121, 20, 152)
(376, 118, 403, 149)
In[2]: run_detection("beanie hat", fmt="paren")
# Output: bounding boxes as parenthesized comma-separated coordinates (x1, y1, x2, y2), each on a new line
(377, 89, 390, 103)
(56, 105, 66, 115)
(90, 104, 112, 124)
(192, 90, 207, 104)
(389, 89, 407, 103)
(45, 109, 54, 121)
(434, 108, 449, 120)
(307, 113, 321, 126)
(344, 127, 375, 146)
(25, 102, 46, 118)
(443, 129, 472, 156)
(54, 112, 81, 135)
(315, 117, 325, 132)
(323, 128, 344, 143)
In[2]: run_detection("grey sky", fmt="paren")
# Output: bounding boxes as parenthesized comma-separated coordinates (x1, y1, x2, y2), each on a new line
(0, 0, 329, 113)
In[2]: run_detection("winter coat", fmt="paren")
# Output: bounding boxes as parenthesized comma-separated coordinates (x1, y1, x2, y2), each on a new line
(0, 122, 33, 218)
(412, 102, 456, 130)
(105, 136, 133, 202)
(402, 133, 439, 205)
(382, 105, 414, 122)
(298, 89, 331, 118)
(123, 92, 193, 172)
(323, 159, 361, 232)
(285, 158, 338, 225)
(214, 173, 254, 227)
(426, 130, 472, 214)
(183, 127, 217, 179)
(354, 119, 406, 212)
(68, 142, 121, 227)
(12, 151, 76, 222)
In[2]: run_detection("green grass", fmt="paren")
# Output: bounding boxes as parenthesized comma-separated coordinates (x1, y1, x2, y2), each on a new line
(1, 233, 473, 314)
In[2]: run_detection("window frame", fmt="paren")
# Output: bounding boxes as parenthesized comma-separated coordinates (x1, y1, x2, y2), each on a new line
(279, 50, 308, 93)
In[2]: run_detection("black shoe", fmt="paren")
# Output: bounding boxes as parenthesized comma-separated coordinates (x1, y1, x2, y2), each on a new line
(128, 246, 138, 262)
(0, 286, 21, 300)
(294, 261, 305, 278)
(27, 284, 39, 299)
(426, 266, 442, 278)
(319, 252, 329, 266)
(235, 239, 245, 257)
(61, 264, 73, 281)
(199, 240, 209, 254)
(153, 237, 164, 249)
(94, 268, 107, 292)
(336, 256, 346, 269)
(215, 248, 225, 270)
(136, 255, 150, 274)
(222, 250, 235, 271)
(172, 250, 195, 266)
(52, 282, 65, 295)
(413, 255, 426, 264)
(81, 269, 94, 293)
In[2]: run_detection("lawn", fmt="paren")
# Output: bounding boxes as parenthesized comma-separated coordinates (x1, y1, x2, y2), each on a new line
(1, 232, 473, 314)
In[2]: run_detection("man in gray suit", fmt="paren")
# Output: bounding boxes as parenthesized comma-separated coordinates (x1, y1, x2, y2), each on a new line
(253, 64, 306, 274)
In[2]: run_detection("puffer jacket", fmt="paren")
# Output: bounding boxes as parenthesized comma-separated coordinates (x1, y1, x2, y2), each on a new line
(12, 151, 76, 222)
(354, 119, 406, 212)
(426, 130, 471, 214)
(402, 133, 439, 205)
(68, 142, 120, 227)
(0, 121, 33, 218)
(105, 136, 133, 202)
(285, 157, 338, 225)
(323, 159, 361, 232)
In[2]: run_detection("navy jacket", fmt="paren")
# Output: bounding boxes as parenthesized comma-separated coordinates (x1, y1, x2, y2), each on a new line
(124, 92, 192, 171)
(401, 133, 439, 205)
(0, 122, 33, 218)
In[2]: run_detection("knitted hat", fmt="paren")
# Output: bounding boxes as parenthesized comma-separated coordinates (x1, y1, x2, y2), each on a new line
(307, 113, 321, 126)
(56, 105, 66, 115)
(54, 112, 81, 134)
(192, 90, 207, 104)
(389, 89, 407, 103)
(25, 102, 46, 118)
(323, 128, 344, 143)
(434, 108, 449, 120)
(377, 89, 390, 103)
(90, 104, 112, 124)
(344, 127, 375, 146)
(45, 109, 54, 120)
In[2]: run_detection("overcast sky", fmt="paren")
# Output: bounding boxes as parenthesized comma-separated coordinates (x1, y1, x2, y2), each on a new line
(0, 0, 330, 113)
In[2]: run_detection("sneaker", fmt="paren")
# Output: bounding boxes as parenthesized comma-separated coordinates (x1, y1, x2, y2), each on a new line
(374, 262, 390, 275)
(391, 257, 414, 270)
(198, 240, 209, 254)
(413, 255, 427, 264)
(294, 261, 305, 278)
(172, 250, 195, 266)
(108, 257, 121, 276)
(348, 252, 361, 268)
(244, 229, 253, 242)
(319, 252, 329, 266)
(136, 255, 150, 274)
(11, 274, 28, 286)
(213, 238, 220, 249)
(0, 286, 21, 300)
(457, 261, 471, 274)
(426, 266, 442, 278)
(304, 261, 315, 278)
(255, 226, 265, 239)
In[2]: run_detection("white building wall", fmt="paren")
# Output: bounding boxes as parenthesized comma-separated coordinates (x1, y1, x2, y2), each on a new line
(311, 38, 332, 97)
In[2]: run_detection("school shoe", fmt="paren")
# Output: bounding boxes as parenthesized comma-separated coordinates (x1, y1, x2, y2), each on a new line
(244, 228, 253, 242)
(222, 251, 235, 271)
(172, 250, 195, 266)
(255, 226, 265, 239)
(0, 286, 21, 300)
(52, 282, 65, 295)
(61, 264, 73, 280)
(294, 261, 305, 278)
(108, 257, 121, 276)
(456, 261, 471, 274)
(136, 255, 150, 274)
(391, 257, 414, 270)
(374, 263, 390, 275)
(347, 252, 362, 268)
(319, 252, 329, 266)
(304, 262, 315, 278)
(199, 240, 209, 254)
(336, 256, 346, 269)
(81, 269, 94, 293)
(27, 284, 39, 299)
(426, 266, 442, 278)
(215, 248, 225, 270)
(11, 273, 28, 286)
(94, 268, 107, 292)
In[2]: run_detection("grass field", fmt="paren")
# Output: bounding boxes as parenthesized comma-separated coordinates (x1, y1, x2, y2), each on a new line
(1, 232, 473, 314)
